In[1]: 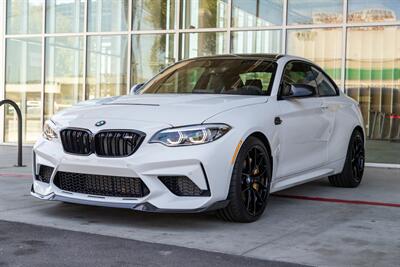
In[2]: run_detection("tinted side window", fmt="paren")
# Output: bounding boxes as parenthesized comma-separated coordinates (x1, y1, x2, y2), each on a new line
(312, 67, 338, 97)
(281, 62, 317, 97)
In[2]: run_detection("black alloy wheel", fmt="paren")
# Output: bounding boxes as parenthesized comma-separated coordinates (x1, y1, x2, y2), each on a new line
(350, 133, 365, 183)
(328, 129, 365, 188)
(217, 137, 271, 223)
(241, 147, 270, 216)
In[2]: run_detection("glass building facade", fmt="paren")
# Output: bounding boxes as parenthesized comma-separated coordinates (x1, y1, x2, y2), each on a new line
(0, 0, 399, 165)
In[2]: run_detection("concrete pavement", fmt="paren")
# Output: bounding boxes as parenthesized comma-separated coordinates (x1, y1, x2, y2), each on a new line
(0, 146, 399, 266)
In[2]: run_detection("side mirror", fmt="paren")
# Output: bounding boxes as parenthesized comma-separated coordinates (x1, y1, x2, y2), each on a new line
(130, 83, 144, 95)
(281, 84, 315, 99)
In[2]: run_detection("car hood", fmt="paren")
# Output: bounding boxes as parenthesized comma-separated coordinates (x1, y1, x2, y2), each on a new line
(52, 94, 268, 128)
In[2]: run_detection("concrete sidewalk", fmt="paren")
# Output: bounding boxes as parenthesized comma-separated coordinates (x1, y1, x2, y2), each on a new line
(0, 146, 399, 266)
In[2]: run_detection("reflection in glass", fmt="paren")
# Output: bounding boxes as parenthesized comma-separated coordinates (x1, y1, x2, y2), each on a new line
(231, 30, 281, 54)
(46, 0, 84, 33)
(86, 35, 128, 99)
(180, 32, 226, 59)
(180, 0, 227, 29)
(131, 34, 175, 85)
(346, 27, 400, 164)
(288, 0, 343, 25)
(287, 28, 342, 85)
(348, 0, 400, 23)
(132, 0, 175, 30)
(45, 37, 84, 120)
(6, 0, 43, 34)
(5, 38, 42, 143)
(88, 0, 129, 32)
(232, 0, 283, 27)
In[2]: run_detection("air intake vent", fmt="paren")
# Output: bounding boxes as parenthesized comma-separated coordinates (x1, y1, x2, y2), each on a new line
(36, 165, 54, 183)
(53, 171, 149, 198)
(158, 176, 209, 196)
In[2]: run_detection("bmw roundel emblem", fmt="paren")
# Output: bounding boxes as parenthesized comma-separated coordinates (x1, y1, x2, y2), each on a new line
(95, 120, 106, 127)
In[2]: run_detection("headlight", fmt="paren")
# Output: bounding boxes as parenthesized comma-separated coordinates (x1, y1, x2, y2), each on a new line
(149, 124, 231, 146)
(43, 120, 58, 141)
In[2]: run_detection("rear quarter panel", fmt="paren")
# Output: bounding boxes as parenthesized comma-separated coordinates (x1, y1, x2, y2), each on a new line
(325, 93, 365, 164)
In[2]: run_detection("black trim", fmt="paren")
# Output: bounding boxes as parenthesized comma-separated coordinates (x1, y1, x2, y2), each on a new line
(274, 117, 282, 125)
(157, 163, 211, 197)
(200, 162, 212, 197)
(131, 200, 230, 213)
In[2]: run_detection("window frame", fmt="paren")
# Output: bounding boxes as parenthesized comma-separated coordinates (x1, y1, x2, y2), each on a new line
(278, 60, 340, 100)
(311, 66, 340, 98)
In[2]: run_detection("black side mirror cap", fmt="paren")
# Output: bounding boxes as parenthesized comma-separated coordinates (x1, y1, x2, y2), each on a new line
(281, 84, 315, 99)
(130, 83, 145, 95)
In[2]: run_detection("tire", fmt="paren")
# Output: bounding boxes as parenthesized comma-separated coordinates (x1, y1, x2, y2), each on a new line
(217, 137, 272, 223)
(328, 129, 365, 188)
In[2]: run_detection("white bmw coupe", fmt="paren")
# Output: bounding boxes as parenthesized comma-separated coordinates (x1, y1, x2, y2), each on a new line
(32, 54, 365, 222)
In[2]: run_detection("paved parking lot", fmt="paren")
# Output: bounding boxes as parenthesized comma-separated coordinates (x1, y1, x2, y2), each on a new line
(0, 145, 399, 266)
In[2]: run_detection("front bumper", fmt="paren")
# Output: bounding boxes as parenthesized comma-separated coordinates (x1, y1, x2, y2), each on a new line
(32, 131, 239, 212)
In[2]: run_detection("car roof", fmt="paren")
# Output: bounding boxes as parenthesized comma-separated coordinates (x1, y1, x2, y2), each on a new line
(180, 54, 312, 64)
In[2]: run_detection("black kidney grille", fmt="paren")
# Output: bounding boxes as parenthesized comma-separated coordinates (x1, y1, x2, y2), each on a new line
(60, 129, 92, 155)
(95, 131, 144, 157)
(53, 171, 150, 198)
(60, 128, 145, 157)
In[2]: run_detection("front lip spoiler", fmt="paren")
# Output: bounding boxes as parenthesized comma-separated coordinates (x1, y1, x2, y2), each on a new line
(31, 185, 229, 213)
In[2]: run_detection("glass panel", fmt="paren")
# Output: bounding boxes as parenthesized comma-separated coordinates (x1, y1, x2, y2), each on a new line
(140, 59, 277, 95)
(311, 67, 338, 96)
(132, 0, 175, 30)
(86, 35, 128, 99)
(281, 62, 318, 97)
(231, 30, 281, 54)
(5, 38, 42, 143)
(348, 0, 400, 23)
(346, 27, 400, 164)
(287, 0, 343, 25)
(179, 32, 226, 59)
(46, 0, 85, 33)
(6, 0, 43, 34)
(287, 28, 342, 86)
(180, 0, 227, 29)
(131, 34, 175, 85)
(45, 37, 84, 120)
(88, 0, 129, 32)
(232, 0, 283, 27)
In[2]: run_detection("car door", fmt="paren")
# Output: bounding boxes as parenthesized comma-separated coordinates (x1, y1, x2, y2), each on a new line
(275, 61, 330, 178)
(311, 66, 342, 163)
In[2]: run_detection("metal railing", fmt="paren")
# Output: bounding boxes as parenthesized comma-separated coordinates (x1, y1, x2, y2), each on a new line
(0, 99, 24, 167)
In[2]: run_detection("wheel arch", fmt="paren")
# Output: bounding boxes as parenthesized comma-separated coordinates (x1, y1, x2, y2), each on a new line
(247, 131, 273, 176)
(353, 125, 365, 143)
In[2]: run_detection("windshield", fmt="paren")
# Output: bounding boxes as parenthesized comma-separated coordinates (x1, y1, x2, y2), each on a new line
(140, 58, 277, 96)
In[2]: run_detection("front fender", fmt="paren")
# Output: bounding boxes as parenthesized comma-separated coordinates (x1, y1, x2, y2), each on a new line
(204, 102, 279, 180)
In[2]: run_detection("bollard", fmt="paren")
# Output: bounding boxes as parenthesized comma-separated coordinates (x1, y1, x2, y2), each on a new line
(0, 99, 24, 167)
